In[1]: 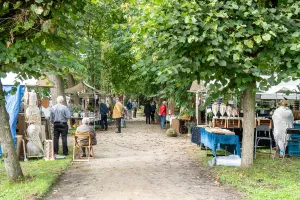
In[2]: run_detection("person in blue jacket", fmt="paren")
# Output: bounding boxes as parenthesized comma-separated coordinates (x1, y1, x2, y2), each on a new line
(100, 99, 110, 130)
(126, 99, 133, 120)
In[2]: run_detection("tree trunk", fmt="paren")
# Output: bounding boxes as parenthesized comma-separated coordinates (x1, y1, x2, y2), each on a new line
(47, 74, 66, 106)
(241, 82, 256, 167)
(0, 79, 24, 182)
(66, 74, 79, 104)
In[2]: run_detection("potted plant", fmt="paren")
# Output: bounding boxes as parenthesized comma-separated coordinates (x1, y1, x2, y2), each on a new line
(72, 105, 81, 118)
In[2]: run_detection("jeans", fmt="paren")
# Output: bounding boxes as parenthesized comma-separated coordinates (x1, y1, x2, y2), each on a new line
(128, 109, 132, 119)
(146, 115, 151, 124)
(160, 115, 166, 129)
(116, 118, 121, 133)
(53, 123, 68, 155)
(101, 114, 108, 130)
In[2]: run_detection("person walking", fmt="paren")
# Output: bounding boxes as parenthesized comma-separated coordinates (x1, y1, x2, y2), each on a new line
(50, 96, 71, 156)
(113, 98, 124, 133)
(158, 101, 167, 129)
(132, 99, 138, 118)
(144, 102, 152, 124)
(100, 99, 109, 131)
(126, 99, 133, 120)
(150, 101, 156, 122)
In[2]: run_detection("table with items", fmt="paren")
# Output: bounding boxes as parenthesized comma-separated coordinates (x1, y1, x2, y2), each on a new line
(192, 126, 241, 157)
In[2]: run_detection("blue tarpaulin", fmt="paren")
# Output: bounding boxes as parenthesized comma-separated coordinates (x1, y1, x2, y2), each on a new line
(0, 85, 25, 156)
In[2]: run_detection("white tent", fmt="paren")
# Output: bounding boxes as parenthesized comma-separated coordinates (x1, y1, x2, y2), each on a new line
(64, 82, 106, 97)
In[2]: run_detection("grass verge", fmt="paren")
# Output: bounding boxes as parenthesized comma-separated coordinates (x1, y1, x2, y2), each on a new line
(190, 146, 300, 200)
(0, 153, 72, 200)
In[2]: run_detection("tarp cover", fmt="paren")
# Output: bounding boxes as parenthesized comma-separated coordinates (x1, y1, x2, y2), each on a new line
(65, 82, 104, 95)
(0, 85, 25, 156)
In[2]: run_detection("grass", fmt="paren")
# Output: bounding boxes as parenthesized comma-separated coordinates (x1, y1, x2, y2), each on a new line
(190, 147, 300, 200)
(0, 152, 72, 200)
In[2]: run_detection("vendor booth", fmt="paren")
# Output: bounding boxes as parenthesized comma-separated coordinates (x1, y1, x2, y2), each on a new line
(64, 82, 108, 127)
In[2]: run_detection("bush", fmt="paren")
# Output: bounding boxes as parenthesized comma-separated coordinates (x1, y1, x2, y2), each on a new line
(166, 128, 178, 137)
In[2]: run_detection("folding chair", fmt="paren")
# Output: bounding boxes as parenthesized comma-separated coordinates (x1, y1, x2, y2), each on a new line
(73, 132, 94, 162)
(254, 125, 272, 159)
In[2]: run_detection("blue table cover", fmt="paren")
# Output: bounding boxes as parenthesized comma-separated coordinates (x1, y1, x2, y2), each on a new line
(192, 127, 241, 157)
(191, 126, 201, 145)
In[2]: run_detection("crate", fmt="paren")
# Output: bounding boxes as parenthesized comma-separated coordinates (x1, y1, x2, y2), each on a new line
(288, 142, 300, 152)
(290, 134, 300, 141)
(293, 123, 300, 129)
(289, 151, 300, 156)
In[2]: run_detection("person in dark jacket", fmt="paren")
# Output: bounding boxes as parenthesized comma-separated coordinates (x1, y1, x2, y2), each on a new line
(144, 102, 152, 124)
(150, 101, 156, 122)
(100, 99, 110, 130)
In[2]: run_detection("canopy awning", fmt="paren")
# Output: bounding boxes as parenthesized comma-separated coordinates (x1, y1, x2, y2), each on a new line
(275, 87, 300, 94)
(64, 82, 105, 96)
(187, 80, 207, 93)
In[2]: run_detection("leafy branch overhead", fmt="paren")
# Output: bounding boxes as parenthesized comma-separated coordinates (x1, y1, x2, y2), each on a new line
(129, 0, 300, 95)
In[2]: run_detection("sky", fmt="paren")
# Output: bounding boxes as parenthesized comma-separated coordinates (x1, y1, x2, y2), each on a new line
(1, 72, 36, 85)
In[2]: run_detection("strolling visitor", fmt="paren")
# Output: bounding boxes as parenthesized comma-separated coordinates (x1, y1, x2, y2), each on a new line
(272, 99, 294, 157)
(144, 102, 152, 124)
(50, 96, 71, 156)
(113, 97, 124, 133)
(151, 101, 156, 122)
(100, 99, 109, 131)
(158, 101, 167, 129)
(75, 117, 97, 157)
(126, 99, 133, 119)
(132, 99, 138, 118)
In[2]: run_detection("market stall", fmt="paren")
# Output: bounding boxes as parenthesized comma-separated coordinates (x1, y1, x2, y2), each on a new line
(64, 82, 107, 127)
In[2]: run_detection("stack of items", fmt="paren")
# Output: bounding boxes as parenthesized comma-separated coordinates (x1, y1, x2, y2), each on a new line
(24, 90, 54, 160)
(288, 124, 300, 156)
(205, 127, 235, 135)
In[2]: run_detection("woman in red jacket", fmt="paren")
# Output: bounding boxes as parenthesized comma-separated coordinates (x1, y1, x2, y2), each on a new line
(158, 101, 167, 129)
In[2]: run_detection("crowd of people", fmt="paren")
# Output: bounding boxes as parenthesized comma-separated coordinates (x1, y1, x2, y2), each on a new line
(50, 96, 168, 157)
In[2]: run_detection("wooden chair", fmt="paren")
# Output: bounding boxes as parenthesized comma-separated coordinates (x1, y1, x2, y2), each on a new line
(73, 132, 94, 162)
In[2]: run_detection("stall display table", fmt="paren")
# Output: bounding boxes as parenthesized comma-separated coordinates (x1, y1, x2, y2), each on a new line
(198, 127, 241, 157)
(191, 126, 202, 145)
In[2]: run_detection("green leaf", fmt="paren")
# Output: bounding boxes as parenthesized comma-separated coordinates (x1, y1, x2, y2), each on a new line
(219, 60, 226, 66)
(262, 33, 271, 41)
(244, 40, 254, 48)
(41, 39, 46, 46)
(31, 4, 44, 15)
(233, 53, 240, 62)
(35, 0, 44, 3)
(253, 36, 262, 44)
(207, 54, 215, 61)
(13, 1, 23, 9)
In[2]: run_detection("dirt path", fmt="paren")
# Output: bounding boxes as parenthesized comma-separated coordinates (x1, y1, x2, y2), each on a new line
(47, 117, 242, 200)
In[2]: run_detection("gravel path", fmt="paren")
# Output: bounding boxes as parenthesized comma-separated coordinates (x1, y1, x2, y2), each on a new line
(47, 117, 242, 200)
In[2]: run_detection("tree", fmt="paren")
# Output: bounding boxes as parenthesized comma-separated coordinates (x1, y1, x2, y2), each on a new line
(127, 0, 300, 167)
(0, 0, 85, 181)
